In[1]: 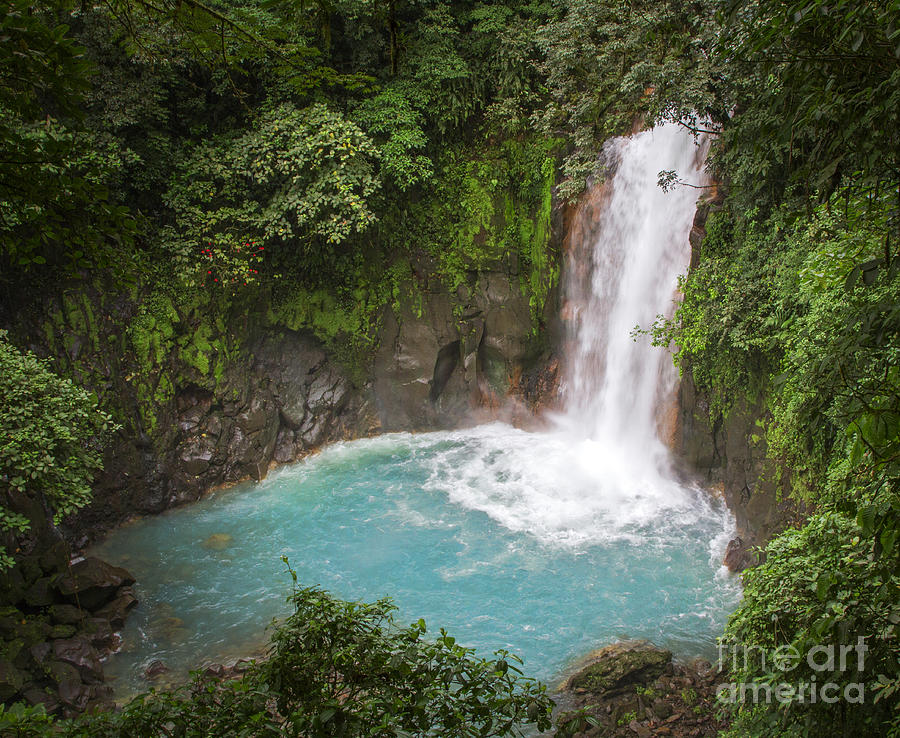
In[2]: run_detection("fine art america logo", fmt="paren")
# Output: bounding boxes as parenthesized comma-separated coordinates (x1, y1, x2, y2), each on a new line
(716, 638, 869, 705)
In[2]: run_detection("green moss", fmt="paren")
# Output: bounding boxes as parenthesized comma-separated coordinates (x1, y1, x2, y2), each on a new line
(389, 136, 561, 328)
(268, 283, 377, 385)
(128, 293, 179, 371)
(134, 372, 175, 435)
(213, 354, 225, 387)
(24, 134, 563, 459)
(178, 321, 214, 377)
(568, 648, 671, 696)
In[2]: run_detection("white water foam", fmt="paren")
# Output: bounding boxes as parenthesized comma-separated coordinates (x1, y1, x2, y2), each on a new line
(419, 424, 721, 547)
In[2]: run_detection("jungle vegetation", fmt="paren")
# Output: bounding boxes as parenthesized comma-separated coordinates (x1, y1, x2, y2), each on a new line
(1, 0, 898, 735)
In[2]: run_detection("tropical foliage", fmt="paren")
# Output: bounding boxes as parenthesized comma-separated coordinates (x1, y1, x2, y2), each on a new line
(657, 0, 900, 734)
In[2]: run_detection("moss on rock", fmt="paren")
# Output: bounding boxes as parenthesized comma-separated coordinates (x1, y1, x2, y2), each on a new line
(567, 642, 672, 697)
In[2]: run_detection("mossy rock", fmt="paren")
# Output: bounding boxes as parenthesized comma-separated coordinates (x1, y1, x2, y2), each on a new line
(0, 566, 28, 606)
(1, 615, 50, 649)
(50, 624, 77, 640)
(1, 637, 26, 665)
(24, 577, 56, 608)
(0, 656, 25, 700)
(49, 604, 87, 626)
(567, 642, 672, 698)
(0, 607, 24, 637)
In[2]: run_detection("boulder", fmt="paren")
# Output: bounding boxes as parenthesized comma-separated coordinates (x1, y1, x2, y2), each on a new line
(49, 604, 87, 626)
(83, 617, 117, 652)
(22, 684, 61, 714)
(59, 680, 113, 714)
(52, 637, 103, 683)
(0, 607, 23, 637)
(29, 641, 51, 666)
(202, 662, 226, 679)
(24, 577, 56, 608)
(83, 683, 115, 713)
(723, 537, 750, 573)
(566, 642, 673, 698)
(202, 533, 233, 551)
(144, 659, 169, 678)
(93, 588, 138, 629)
(2, 616, 50, 651)
(0, 657, 25, 700)
(47, 659, 81, 688)
(49, 624, 77, 640)
(54, 558, 136, 610)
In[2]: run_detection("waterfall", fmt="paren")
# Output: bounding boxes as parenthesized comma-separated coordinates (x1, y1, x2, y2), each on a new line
(558, 123, 708, 477)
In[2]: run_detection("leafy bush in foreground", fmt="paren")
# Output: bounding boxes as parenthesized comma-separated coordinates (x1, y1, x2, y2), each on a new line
(0, 573, 555, 737)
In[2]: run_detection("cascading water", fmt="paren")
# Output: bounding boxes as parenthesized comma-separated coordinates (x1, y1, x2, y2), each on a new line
(561, 124, 707, 446)
(91, 124, 737, 698)
(544, 123, 712, 529)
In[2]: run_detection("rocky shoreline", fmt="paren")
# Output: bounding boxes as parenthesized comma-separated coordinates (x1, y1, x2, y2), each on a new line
(0, 554, 137, 716)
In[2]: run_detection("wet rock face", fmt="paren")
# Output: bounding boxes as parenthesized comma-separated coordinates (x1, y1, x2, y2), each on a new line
(163, 329, 373, 507)
(52, 638, 104, 684)
(372, 266, 558, 430)
(675, 376, 801, 560)
(65, 325, 378, 539)
(723, 536, 751, 573)
(675, 189, 803, 559)
(70, 260, 559, 540)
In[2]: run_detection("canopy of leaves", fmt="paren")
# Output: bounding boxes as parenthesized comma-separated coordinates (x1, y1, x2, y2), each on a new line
(0, 0, 135, 287)
(714, 0, 900, 211)
(533, 0, 719, 199)
(163, 102, 380, 286)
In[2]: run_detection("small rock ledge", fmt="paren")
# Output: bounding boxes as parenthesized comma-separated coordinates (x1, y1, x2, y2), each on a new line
(557, 641, 727, 738)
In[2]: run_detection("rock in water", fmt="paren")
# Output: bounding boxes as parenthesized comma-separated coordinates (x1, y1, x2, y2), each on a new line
(94, 588, 138, 629)
(566, 641, 672, 697)
(202, 533, 233, 551)
(723, 536, 750, 572)
(144, 660, 169, 679)
(51, 638, 104, 684)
